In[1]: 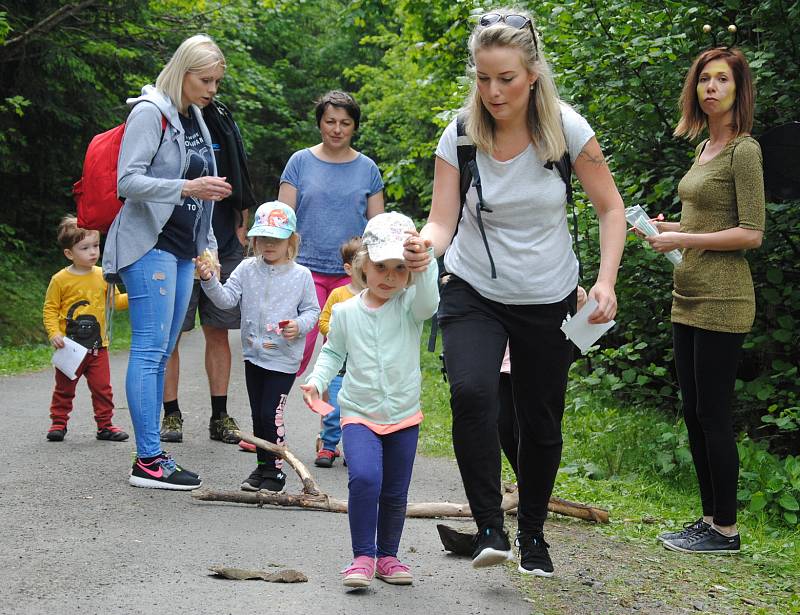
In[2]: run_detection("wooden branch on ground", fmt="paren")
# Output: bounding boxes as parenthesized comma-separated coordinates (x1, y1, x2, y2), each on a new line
(234, 431, 320, 496)
(193, 432, 608, 523)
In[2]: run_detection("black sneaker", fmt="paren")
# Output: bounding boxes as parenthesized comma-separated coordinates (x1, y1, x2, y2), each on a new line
(516, 531, 554, 577)
(46, 426, 67, 441)
(209, 414, 240, 444)
(129, 455, 201, 490)
(657, 518, 710, 543)
(471, 526, 512, 568)
(259, 469, 286, 493)
(662, 526, 740, 554)
(241, 466, 265, 492)
(437, 524, 475, 556)
(160, 414, 183, 443)
(159, 452, 198, 478)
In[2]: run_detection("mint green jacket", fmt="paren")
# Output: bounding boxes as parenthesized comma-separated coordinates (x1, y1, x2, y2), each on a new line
(306, 251, 439, 425)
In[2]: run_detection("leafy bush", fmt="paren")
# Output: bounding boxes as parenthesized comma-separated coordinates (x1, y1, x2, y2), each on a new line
(738, 438, 800, 527)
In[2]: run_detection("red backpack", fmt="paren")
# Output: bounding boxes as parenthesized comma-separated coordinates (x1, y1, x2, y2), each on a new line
(73, 114, 167, 233)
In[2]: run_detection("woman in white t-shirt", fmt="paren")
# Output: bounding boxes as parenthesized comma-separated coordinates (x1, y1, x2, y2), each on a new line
(405, 9, 625, 577)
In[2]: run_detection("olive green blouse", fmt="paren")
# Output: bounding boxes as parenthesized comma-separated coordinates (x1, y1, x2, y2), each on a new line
(672, 136, 765, 333)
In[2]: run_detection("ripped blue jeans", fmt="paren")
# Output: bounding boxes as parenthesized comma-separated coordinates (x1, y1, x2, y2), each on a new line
(120, 249, 194, 458)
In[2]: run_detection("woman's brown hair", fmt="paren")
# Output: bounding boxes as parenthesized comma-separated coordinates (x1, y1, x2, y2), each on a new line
(674, 47, 755, 140)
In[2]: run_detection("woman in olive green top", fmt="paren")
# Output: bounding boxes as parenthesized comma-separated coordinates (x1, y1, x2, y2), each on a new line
(646, 47, 765, 554)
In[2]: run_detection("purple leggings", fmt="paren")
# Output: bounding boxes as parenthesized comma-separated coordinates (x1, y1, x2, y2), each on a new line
(342, 423, 419, 558)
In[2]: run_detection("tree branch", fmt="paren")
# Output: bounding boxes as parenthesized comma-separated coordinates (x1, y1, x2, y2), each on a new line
(3, 0, 100, 50)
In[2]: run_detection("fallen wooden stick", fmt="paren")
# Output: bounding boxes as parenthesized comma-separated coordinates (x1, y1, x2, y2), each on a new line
(194, 431, 608, 523)
(234, 431, 321, 496)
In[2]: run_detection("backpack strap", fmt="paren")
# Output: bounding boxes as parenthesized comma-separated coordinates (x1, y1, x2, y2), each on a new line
(455, 116, 497, 279)
(544, 147, 581, 279)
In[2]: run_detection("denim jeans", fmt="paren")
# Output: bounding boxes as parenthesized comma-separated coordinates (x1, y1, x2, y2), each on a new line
(120, 249, 194, 458)
(343, 423, 419, 559)
(320, 374, 343, 451)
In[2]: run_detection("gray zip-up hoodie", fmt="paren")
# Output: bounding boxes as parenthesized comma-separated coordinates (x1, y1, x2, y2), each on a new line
(201, 257, 320, 373)
(102, 85, 217, 281)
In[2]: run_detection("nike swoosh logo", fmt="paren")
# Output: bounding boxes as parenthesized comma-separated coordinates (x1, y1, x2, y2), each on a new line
(137, 461, 163, 478)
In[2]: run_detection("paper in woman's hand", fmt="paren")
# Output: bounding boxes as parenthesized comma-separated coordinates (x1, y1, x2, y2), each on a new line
(560, 297, 615, 355)
(52, 337, 88, 380)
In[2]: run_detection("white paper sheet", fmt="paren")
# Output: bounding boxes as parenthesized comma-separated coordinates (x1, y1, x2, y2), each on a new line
(51, 337, 88, 380)
(560, 297, 615, 354)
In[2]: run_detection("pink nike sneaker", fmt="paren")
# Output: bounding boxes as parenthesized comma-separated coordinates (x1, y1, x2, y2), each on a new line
(128, 455, 201, 490)
(375, 556, 413, 585)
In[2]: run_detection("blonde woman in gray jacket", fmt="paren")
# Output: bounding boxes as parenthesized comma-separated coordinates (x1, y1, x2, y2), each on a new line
(103, 35, 232, 490)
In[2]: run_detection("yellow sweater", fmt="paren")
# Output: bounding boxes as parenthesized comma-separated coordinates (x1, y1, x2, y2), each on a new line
(319, 285, 356, 337)
(43, 266, 128, 347)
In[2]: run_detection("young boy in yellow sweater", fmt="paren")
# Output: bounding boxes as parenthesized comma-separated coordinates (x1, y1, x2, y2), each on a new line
(42, 216, 129, 442)
(314, 236, 362, 468)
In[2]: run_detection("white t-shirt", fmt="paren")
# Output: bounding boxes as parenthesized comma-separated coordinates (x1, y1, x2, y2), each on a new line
(435, 103, 594, 305)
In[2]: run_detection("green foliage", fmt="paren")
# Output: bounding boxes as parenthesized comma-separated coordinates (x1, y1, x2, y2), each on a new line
(0, 0, 797, 458)
(0, 225, 50, 346)
(738, 438, 800, 527)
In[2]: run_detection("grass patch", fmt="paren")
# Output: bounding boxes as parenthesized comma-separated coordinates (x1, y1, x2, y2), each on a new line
(0, 311, 131, 377)
(418, 339, 800, 613)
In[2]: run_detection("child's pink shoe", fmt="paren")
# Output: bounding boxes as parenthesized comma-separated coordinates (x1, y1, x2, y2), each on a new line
(375, 556, 413, 585)
(342, 556, 375, 588)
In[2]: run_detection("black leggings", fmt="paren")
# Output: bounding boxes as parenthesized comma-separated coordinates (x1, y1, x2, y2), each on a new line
(439, 276, 576, 533)
(244, 361, 295, 469)
(673, 323, 745, 526)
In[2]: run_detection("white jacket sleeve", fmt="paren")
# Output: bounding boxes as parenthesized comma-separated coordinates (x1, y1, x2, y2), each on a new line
(404, 248, 440, 322)
(200, 263, 244, 310)
(306, 303, 347, 395)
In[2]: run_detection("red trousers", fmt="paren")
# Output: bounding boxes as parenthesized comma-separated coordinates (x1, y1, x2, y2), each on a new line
(49, 348, 115, 430)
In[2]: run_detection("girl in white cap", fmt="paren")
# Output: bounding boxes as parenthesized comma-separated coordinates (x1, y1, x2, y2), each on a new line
(300, 212, 439, 589)
(197, 201, 320, 493)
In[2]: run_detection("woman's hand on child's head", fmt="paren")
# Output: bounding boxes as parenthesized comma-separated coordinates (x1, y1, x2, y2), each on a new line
(299, 383, 320, 408)
(50, 334, 65, 349)
(402, 230, 432, 272)
(280, 320, 299, 340)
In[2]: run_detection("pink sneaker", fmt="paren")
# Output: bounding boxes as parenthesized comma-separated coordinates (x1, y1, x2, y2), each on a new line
(375, 556, 413, 585)
(342, 556, 375, 588)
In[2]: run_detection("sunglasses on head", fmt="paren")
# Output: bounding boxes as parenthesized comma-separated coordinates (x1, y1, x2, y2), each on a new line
(478, 13, 539, 53)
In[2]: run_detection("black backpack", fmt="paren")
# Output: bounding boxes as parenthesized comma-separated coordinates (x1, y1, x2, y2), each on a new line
(65, 300, 102, 351)
(427, 115, 580, 353)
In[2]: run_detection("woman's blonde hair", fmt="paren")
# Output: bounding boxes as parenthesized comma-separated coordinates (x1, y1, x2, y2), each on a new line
(155, 34, 225, 112)
(249, 232, 301, 261)
(350, 247, 415, 290)
(464, 8, 567, 161)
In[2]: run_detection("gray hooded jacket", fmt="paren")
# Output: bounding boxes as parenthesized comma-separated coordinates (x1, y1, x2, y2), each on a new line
(102, 85, 217, 281)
